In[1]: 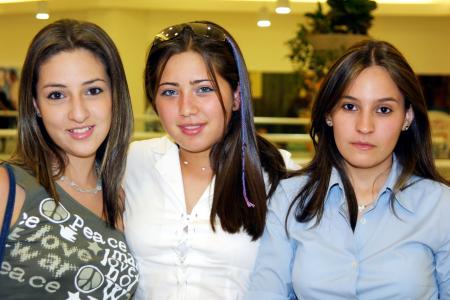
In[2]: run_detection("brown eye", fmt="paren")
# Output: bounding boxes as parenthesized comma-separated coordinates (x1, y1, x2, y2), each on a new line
(343, 103, 356, 111)
(48, 91, 64, 100)
(377, 106, 392, 114)
(87, 87, 103, 95)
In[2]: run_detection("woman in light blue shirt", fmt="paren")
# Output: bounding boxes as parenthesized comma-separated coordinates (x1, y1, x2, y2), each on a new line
(246, 40, 450, 299)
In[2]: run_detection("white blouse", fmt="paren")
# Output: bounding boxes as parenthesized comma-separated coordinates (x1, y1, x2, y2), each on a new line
(124, 137, 298, 300)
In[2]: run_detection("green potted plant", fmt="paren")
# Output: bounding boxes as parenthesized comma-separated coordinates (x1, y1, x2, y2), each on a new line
(287, 0, 377, 110)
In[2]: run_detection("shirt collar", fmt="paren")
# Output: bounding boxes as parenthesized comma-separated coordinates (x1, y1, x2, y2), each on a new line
(325, 155, 418, 214)
(325, 167, 344, 207)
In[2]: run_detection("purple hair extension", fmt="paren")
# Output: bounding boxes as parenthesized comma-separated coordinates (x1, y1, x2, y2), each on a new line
(226, 37, 255, 208)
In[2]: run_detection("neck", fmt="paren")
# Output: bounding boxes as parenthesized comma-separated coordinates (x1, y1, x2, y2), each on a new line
(179, 149, 211, 167)
(64, 156, 98, 187)
(345, 155, 393, 205)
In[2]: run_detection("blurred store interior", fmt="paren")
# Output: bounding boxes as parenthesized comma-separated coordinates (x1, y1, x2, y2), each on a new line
(0, 0, 449, 177)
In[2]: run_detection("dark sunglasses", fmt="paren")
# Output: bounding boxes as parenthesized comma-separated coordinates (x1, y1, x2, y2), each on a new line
(153, 22, 227, 46)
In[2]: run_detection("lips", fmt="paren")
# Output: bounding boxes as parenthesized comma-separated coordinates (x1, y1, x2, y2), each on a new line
(178, 123, 205, 136)
(67, 125, 95, 140)
(351, 141, 375, 151)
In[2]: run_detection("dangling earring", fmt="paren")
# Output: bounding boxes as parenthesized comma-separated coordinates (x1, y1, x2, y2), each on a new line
(36, 110, 42, 118)
(326, 117, 333, 127)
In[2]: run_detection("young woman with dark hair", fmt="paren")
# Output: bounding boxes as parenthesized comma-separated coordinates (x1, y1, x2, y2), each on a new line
(246, 40, 449, 299)
(0, 19, 138, 298)
(124, 21, 297, 299)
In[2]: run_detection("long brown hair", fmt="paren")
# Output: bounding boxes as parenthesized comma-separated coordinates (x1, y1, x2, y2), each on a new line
(10, 19, 133, 228)
(145, 21, 286, 239)
(288, 40, 448, 231)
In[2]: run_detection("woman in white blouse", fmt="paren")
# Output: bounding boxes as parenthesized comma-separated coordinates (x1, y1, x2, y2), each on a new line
(124, 21, 297, 300)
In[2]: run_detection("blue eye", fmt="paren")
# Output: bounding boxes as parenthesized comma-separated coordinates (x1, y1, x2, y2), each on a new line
(377, 106, 392, 114)
(47, 91, 64, 100)
(198, 86, 214, 93)
(87, 87, 103, 96)
(343, 103, 357, 111)
(160, 89, 177, 97)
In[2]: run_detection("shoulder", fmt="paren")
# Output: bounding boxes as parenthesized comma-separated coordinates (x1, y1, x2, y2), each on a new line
(399, 177, 450, 212)
(279, 175, 309, 198)
(128, 136, 172, 154)
(0, 164, 10, 202)
(278, 149, 301, 170)
(127, 136, 175, 162)
(269, 175, 307, 215)
(405, 177, 449, 199)
(0, 164, 13, 224)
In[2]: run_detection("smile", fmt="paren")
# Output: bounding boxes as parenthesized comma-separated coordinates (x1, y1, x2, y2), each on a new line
(178, 123, 205, 136)
(67, 125, 95, 139)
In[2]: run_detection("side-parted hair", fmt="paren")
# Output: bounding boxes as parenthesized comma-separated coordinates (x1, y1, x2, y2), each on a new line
(10, 19, 133, 228)
(145, 21, 286, 240)
(288, 40, 448, 231)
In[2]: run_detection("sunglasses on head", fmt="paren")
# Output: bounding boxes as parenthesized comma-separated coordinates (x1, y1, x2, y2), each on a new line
(153, 22, 227, 46)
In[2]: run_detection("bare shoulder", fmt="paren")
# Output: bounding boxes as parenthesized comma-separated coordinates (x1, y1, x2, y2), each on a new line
(0, 165, 12, 225)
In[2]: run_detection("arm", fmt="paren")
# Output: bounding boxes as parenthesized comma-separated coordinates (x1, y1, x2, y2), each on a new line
(436, 186, 450, 298)
(245, 182, 297, 300)
(0, 166, 11, 227)
(0, 165, 24, 230)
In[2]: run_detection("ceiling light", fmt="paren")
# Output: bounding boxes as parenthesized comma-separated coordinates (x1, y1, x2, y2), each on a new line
(257, 6, 271, 27)
(275, 0, 291, 14)
(0, 0, 39, 3)
(35, 1, 49, 20)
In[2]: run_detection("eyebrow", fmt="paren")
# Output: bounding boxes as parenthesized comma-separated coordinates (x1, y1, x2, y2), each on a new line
(341, 95, 400, 103)
(158, 79, 212, 87)
(42, 78, 107, 89)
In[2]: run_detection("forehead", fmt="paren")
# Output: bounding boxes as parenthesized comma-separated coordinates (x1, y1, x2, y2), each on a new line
(161, 51, 211, 79)
(39, 49, 107, 77)
(342, 66, 403, 100)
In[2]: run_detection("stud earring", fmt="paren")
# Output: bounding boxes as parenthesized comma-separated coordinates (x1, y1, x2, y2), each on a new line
(402, 120, 410, 131)
(326, 117, 333, 127)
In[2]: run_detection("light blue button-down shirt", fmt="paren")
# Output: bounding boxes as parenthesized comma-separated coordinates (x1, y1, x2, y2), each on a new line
(245, 158, 450, 299)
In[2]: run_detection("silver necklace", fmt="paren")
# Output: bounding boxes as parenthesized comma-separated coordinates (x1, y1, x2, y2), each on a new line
(358, 202, 374, 213)
(358, 204, 368, 213)
(60, 172, 102, 195)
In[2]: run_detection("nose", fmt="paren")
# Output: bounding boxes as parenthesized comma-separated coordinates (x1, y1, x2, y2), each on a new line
(178, 92, 198, 117)
(356, 111, 374, 134)
(68, 95, 89, 123)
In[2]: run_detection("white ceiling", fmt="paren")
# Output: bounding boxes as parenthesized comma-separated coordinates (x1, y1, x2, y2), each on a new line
(1, 0, 450, 16)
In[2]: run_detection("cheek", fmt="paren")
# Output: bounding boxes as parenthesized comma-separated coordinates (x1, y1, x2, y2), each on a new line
(154, 102, 176, 129)
(331, 121, 351, 144)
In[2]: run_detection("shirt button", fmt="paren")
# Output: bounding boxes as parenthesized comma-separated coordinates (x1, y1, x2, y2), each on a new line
(351, 261, 358, 268)
(361, 218, 367, 224)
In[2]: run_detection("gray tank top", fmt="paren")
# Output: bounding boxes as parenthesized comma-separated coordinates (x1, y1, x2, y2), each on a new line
(0, 165, 139, 299)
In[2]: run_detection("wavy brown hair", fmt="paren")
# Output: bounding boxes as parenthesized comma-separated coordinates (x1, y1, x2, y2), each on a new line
(145, 21, 286, 239)
(288, 40, 448, 231)
(10, 19, 133, 228)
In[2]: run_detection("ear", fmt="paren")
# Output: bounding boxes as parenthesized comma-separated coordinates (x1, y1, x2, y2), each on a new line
(33, 98, 42, 117)
(403, 106, 415, 130)
(232, 87, 241, 111)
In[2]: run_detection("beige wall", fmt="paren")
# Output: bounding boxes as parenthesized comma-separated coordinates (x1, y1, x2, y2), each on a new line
(1, 9, 450, 116)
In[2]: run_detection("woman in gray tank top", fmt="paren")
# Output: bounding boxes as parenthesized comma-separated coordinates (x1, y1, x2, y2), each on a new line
(0, 19, 138, 299)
